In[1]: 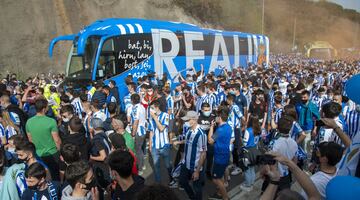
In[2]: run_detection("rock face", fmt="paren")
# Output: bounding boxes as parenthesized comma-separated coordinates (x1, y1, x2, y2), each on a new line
(0, 0, 200, 77)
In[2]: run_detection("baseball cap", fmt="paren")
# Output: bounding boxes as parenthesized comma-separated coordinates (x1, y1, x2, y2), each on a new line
(181, 111, 199, 121)
(91, 118, 104, 129)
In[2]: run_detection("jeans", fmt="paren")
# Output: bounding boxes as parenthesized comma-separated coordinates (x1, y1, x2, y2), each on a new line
(179, 165, 205, 200)
(243, 166, 256, 187)
(135, 134, 146, 170)
(303, 130, 312, 156)
(206, 144, 214, 174)
(41, 152, 60, 181)
(151, 146, 173, 183)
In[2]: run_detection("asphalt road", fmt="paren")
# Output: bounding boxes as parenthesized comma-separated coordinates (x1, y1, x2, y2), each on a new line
(141, 149, 247, 200)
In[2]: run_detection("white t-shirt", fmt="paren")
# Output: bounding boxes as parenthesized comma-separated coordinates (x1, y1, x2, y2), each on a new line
(278, 81, 289, 96)
(301, 171, 336, 200)
(272, 136, 298, 177)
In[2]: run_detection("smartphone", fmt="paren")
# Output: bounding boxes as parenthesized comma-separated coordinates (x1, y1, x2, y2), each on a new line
(315, 120, 325, 127)
(256, 154, 276, 165)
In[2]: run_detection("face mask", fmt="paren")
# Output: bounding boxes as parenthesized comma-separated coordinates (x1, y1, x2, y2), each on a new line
(62, 117, 70, 123)
(27, 184, 39, 190)
(230, 91, 236, 95)
(202, 111, 211, 117)
(19, 156, 29, 164)
(84, 178, 97, 191)
(184, 122, 190, 127)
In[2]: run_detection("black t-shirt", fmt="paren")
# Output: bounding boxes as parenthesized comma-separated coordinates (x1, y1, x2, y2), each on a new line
(113, 175, 145, 200)
(249, 100, 267, 120)
(198, 113, 215, 134)
(21, 181, 61, 200)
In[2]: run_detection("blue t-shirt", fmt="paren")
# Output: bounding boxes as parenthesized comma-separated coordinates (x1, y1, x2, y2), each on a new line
(212, 123, 232, 164)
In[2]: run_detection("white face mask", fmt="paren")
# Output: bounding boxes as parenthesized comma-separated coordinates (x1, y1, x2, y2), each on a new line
(7, 147, 15, 154)
(62, 117, 70, 123)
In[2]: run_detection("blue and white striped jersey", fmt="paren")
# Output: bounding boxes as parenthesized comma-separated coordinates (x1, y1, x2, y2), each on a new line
(208, 93, 217, 110)
(195, 94, 209, 113)
(166, 95, 174, 120)
(0, 124, 17, 144)
(130, 104, 147, 136)
(124, 93, 132, 112)
(188, 82, 197, 96)
(183, 125, 207, 171)
(216, 91, 226, 107)
(289, 121, 307, 160)
(227, 104, 243, 130)
(345, 110, 360, 141)
(71, 97, 84, 119)
(149, 112, 170, 149)
(274, 107, 283, 124)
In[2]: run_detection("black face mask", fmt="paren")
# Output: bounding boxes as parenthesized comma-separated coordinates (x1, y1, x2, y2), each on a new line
(84, 178, 97, 190)
(27, 184, 39, 190)
(18, 156, 29, 164)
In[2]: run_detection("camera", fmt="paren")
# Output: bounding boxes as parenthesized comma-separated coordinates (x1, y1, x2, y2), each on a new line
(256, 154, 276, 165)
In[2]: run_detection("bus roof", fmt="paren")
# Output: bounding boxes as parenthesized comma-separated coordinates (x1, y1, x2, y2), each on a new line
(49, 18, 267, 57)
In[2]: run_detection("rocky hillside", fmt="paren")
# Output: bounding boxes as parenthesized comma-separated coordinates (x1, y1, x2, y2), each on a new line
(0, 0, 201, 77)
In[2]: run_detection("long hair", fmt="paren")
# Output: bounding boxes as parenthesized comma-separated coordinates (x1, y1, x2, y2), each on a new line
(0, 111, 20, 134)
(249, 115, 261, 136)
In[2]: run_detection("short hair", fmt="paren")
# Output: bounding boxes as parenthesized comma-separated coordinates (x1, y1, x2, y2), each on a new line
(60, 94, 71, 104)
(276, 189, 305, 200)
(301, 90, 310, 96)
(25, 162, 46, 179)
(232, 84, 241, 91)
(107, 102, 117, 114)
(107, 150, 133, 178)
(60, 104, 74, 115)
(65, 160, 91, 188)
(16, 141, 36, 155)
(35, 99, 48, 112)
(131, 94, 140, 104)
(201, 102, 210, 109)
(163, 86, 171, 95)
(60, 143, 80, 164)
(103, 85, 111, 91)
(226, 94, 235, 102)
(318, 142, 343, 166)
(274, 95, 282, 104)
(128, 82, 136, 91)
(108, 133, 127, 150)
(150, 99, 161, 108)
(217, 106, 229, 122)
(69, 117, 83, 132)
(277, 116, 293, 134)
(136, 184, 179, 200)
(80, 93, 88, 102)
(322, 102, 342, 119)
(197, 84, 206, 93)
(109, 80, 116, 86)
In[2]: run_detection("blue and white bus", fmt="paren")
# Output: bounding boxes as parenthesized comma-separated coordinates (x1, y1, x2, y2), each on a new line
(49, 18, 269, 109)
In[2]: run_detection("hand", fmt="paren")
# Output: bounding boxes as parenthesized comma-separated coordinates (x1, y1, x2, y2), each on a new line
(320, 118, 338, 129)
(91, 187, 99, 200)
(260, 164, 280, 182)
(311, 129, 317, 137)
(210, 120, 216, 127)
(192, 170, 200, 181)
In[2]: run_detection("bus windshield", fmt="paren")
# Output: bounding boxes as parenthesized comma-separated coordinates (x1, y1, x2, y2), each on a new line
(67, 36, 100, 79)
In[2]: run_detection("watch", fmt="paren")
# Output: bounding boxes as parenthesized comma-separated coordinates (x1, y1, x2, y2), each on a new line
(269, 180, 280, 185)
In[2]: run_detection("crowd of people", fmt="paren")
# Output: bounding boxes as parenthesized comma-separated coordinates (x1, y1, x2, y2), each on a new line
(0, 54, 359, 200)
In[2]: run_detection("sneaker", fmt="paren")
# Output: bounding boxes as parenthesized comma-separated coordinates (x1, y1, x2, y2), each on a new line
(168, 180, 178, 188)
(178, 186, 184, 191)
(224, 181, 229, 188)
(208, 192, 223, 200)
(142, 165, 147, 171)
(231, 167, 242, 176)
(138, 170, 144, 176)
(240, 184, 253, 192)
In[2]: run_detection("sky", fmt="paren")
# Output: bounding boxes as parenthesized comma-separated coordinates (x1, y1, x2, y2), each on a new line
(327, 0, 360, 12)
